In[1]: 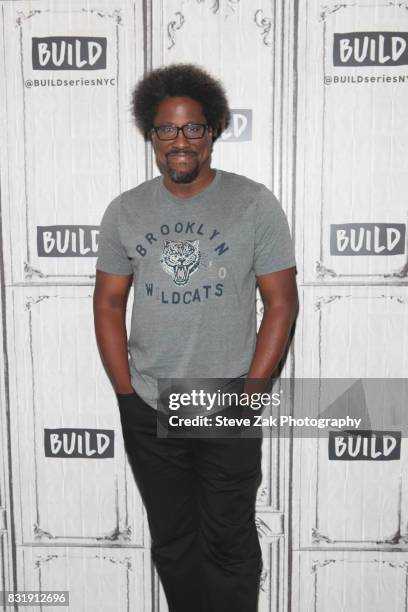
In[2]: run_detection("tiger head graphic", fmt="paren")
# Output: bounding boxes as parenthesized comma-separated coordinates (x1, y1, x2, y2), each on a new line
(160, 239, 200, 286)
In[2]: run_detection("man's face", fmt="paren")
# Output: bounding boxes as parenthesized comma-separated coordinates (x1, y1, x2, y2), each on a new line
(151, 96, 214, 184)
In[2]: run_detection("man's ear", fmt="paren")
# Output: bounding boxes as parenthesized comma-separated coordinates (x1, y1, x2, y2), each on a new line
(210, 126, 218, 142)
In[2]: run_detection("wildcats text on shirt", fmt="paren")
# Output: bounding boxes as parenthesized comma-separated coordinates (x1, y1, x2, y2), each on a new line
(145, 282, 224, 304)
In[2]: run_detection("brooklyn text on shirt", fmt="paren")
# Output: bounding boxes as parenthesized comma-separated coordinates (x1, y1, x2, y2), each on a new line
(134, 221, 229, 258)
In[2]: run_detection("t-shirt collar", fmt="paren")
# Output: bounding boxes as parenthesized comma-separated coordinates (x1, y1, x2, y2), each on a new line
(159, 169, 221, 205)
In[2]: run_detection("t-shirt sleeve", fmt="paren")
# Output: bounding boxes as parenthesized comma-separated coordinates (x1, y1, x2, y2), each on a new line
(253, 187, 296, 276)
(95, 195, 134, 275)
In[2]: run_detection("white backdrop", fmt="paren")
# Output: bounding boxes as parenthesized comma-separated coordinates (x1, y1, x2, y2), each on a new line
(0, 1, 408, 610)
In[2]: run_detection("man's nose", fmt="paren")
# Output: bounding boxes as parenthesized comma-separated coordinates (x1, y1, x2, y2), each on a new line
(174, 128, 190, 144)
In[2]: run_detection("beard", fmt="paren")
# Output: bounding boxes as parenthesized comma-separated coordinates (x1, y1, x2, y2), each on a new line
(168, 165, 200, 183)
(165, 152, 200, 183)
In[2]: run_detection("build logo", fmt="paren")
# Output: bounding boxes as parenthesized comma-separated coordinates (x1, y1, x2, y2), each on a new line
(330, 223, 406, 256)
(32, 36, 107, 70)
(220, 110, 252, 142)
(333, 32, 408, 67)
(44, 428, 114, 458)
(37, 226, 99, 257)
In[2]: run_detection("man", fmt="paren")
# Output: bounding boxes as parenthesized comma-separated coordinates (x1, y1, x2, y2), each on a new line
(93, 63, 298, 612)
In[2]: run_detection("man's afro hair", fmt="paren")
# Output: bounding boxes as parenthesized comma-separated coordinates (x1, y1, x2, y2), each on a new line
(131, 63, 231, 142)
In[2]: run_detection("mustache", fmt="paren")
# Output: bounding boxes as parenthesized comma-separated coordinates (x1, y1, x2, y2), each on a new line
(166, 149, 197, 158)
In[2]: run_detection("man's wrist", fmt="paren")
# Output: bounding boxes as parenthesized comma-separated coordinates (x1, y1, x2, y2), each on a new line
(116, 386, 136, 397)
(242, 377, 269, 396)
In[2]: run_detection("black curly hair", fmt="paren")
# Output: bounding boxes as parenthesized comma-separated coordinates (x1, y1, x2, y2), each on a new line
(131, 63, 231, 142)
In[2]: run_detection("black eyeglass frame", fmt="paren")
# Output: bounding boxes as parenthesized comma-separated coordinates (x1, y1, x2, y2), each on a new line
(151, 123, 211, 141)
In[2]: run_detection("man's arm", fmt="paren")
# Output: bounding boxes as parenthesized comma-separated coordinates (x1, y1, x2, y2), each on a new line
(245, 267, 298, 391)
(93, 269, 135, 395)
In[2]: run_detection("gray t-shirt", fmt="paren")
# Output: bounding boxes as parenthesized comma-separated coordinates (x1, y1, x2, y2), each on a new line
(95, 169, 296, 409)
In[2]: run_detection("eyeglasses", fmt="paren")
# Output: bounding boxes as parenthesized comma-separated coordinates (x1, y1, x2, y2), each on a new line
(151, 123, 210, 141)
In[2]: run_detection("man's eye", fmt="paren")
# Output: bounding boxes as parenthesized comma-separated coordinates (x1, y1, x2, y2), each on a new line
(159, 126, 175, 133)
(186, 125, 200, 133)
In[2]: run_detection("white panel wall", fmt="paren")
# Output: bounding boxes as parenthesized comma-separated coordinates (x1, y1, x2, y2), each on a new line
(292, 551, 408, 612)
(292, 2, 408, 611)
(296, 2, 408, 284)
(0, 1, 151, 610)
(17, 547, 151, 612)
(8, 287, 145, 546)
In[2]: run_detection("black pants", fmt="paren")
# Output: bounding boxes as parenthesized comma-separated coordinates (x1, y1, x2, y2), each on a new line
(117, 391, 263, 612)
